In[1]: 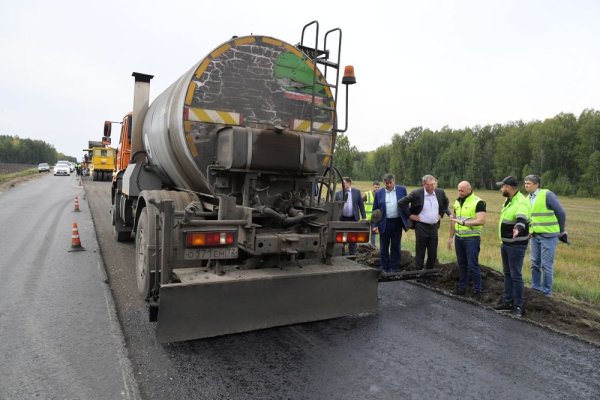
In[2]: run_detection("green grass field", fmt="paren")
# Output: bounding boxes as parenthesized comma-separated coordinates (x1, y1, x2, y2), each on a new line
(354, 181, 600, 305)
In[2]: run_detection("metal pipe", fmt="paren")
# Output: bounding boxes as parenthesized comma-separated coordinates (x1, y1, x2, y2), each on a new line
(130, 72, 153, 163)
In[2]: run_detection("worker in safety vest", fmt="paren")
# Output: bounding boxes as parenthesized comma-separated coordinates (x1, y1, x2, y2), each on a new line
(363, 181, 380, 246)
(524, 174, 567, 297)
(494, 176, 531, 317)
(448, 181, 486, 298)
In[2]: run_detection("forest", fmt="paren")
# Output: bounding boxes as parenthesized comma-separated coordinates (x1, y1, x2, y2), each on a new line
(335, 109, 600, 197)
(2, 109, 600, 197)
(0, 135, 73, 165)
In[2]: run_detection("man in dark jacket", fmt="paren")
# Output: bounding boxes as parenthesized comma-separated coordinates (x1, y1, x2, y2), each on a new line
(334, 177, 366, 255)
(372, 174, 409, 272)
(398, 175, 449, 271)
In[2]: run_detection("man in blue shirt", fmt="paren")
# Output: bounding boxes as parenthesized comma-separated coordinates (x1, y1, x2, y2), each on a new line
(372, 174, 408, 272)
(524, 174, 567, 296)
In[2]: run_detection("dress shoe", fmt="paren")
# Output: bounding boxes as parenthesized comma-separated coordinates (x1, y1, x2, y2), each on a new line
(494, 303, 513, 312)
(453, 288, 466, 296)
(472, 292, 482, 301)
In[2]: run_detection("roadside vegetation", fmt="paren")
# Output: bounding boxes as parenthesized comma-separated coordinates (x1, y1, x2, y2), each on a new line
(0, 164, 38, 185)
(336, 109, 600, 197)
(354, 182, 600, 306)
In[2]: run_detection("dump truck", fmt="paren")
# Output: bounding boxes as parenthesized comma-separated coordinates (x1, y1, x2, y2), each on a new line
(105, 21, 378, 343)
(83, 141, 115, 181)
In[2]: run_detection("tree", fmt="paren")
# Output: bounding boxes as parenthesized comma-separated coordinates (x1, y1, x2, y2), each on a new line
(333, 133, 358, 178)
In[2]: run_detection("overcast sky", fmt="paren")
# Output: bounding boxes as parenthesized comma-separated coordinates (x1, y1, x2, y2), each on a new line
(1, 0, 599, 159)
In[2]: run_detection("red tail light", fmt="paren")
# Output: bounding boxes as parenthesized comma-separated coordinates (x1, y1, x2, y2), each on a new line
(335, 231, 369, 244)
(186, 231, 236, 247)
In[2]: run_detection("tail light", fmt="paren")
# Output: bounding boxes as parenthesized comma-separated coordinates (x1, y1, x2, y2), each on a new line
(335, 231, 369, 244)
(185, 231, 236, 247)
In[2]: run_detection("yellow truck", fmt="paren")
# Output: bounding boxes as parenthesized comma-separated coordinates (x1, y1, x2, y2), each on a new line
(84, 142, 115, 181)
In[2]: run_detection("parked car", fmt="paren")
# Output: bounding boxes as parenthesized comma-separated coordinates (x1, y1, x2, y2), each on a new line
(38, 163, 50, 173)
(54, 161, 71, 176)
(68, 162, 75, 172)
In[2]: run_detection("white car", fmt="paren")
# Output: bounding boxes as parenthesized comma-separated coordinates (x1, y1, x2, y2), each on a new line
(54, 161, 71, 176)
(38, 163, 50, 173)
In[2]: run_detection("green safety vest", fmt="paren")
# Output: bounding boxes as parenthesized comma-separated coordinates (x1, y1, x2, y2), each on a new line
(528, 189, 559, 234)
(498, 191, 531, 243)
(365, 191, 374, 220)
(453, 193, 483, 237)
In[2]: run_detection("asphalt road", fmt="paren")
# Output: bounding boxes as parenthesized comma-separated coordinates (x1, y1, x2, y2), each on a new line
(83, 178, 599, 400)
(0, 174, 139, 399)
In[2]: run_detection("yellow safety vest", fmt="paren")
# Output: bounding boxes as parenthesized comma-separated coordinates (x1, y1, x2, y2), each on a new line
(528, 189, 559, 234)
(499, 191, 531, 243)
(453, 193, 483, 237)
(365, 191, 374, 220)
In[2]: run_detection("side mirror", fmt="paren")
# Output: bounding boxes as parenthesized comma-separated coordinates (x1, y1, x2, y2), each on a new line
(104, 121, 112, 137)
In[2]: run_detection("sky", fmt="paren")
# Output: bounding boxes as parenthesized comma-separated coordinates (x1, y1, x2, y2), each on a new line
(1, 0, 600, 159)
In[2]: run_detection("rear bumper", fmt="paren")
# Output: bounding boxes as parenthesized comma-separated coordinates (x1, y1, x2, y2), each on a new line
(155, 256, 379, 342)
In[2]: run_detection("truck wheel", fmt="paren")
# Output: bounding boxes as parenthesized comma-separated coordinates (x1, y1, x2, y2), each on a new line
(135, 207, 156, 300)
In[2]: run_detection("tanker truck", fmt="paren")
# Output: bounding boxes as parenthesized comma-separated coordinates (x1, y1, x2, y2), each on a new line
(105, 21, 378, 343)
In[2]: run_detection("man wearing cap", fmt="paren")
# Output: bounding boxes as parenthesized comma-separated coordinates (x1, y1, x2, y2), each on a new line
(524, 174, 567, 296)
(448, 181, 486, 298)
(372, 174, 408, 273)
(494, 176, 531, 317)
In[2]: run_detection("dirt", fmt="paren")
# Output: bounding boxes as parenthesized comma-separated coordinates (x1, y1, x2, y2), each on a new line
(0, 173, 43, 192)
(355, 245, 600, 347)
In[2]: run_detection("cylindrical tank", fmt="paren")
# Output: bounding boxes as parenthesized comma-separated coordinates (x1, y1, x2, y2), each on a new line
(142, 35, 336, 194)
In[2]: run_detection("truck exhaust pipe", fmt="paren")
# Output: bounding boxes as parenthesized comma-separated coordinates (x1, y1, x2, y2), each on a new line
(130, 72, 153, 162)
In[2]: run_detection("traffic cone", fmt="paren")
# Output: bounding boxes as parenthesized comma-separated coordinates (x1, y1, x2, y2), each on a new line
(68, 222, 85, 252)
(73, 196, 81, 212)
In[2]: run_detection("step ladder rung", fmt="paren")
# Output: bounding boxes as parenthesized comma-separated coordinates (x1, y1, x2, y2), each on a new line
(314, 104, 335, 112)
(316, 58, 339, 69)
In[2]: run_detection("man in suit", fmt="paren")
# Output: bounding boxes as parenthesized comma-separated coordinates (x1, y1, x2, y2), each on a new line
(334, 177, 366, 255)
(398, 175, 449, 273)
(372, 174, 409, 272)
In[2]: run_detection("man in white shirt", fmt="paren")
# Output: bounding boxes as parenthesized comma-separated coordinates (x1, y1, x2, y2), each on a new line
(398, 175, 449, 272)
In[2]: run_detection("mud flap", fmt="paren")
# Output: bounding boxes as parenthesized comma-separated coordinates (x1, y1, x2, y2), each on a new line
(155, 257, 379, 343)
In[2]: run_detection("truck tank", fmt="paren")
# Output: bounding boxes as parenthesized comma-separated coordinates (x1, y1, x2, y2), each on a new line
(142, 35, 334, 195)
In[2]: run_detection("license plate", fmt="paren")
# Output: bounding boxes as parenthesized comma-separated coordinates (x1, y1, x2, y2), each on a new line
(184, 247, 238, 260)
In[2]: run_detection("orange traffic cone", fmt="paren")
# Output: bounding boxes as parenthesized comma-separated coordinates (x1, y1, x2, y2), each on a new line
(73, 196, 81, 212)
(68, 221, 85, 252)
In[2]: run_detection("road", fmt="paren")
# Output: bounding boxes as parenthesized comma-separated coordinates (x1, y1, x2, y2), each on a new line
(0, 174, 139, 399)
(83, 179, 599, 400)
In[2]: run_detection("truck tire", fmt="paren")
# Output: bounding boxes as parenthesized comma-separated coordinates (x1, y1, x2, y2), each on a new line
(135, 207, 156, 300)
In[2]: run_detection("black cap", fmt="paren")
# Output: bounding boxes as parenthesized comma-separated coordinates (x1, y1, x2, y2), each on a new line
(496, 176, 519, 187)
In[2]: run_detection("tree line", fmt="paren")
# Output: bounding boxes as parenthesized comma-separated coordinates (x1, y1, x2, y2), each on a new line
(0, 135, 74, 165)
(334, 109, 600, 197)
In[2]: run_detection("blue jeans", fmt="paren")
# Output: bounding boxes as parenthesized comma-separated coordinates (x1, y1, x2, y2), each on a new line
(530, 235, 559, 296)
(370, 222, 378, 246)
(455, 236, 482, 292)
(501, 244, 527, 307)
(379, 218, 402, 272)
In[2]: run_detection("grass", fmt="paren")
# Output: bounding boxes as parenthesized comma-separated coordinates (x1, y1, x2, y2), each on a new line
(354, 181, 600, 305)
(0, 167, 39, 184)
